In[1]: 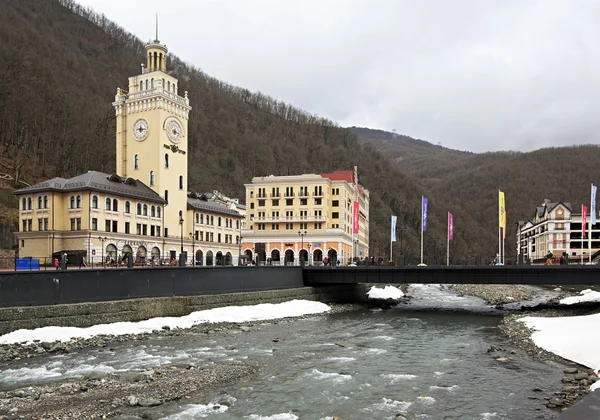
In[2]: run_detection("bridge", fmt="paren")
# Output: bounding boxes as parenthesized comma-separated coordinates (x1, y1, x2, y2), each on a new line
(303, 265, 600, 286)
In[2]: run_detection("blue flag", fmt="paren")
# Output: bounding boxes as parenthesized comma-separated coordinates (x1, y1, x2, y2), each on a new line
(422, 196, 428, 232)
(391, 215, 397, 242)
(592, 184, 597, 225)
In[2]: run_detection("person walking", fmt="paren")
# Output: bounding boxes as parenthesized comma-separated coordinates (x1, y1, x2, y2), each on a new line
(79, 256, 87, 269)
(53, 257, 59, 270)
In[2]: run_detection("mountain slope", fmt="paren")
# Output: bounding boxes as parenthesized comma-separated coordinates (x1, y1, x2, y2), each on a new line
(0, 0, 464, 263)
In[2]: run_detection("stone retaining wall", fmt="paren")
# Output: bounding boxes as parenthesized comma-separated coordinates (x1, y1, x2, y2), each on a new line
(0, 284, 371, 335)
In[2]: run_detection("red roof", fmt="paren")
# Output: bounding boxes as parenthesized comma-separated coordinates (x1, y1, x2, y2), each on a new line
(320, 170, 353, 183)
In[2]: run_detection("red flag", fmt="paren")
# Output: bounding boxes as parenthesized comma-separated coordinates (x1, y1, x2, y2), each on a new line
(353, 201, 359, 234)
(448, 212, 454, 241)
(583, 205, 588, 238)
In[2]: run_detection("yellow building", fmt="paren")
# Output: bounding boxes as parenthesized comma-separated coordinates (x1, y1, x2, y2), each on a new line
(15, 35, 243, 266)
(241, 168, 369, 265)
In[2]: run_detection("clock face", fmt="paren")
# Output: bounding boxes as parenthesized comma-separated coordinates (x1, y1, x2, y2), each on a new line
(166, 118, 184, 143)
(133, 119, 149, 141)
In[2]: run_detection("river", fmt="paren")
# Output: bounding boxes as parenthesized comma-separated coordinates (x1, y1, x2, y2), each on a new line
(0, 285, 565, 419)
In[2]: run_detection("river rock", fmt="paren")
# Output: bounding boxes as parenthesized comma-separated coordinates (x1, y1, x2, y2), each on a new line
(126, 395, 139, 406)
(119, 371, 147, 382)
(48, 342, 65, 353)
(138, 397, 162, 407)
(85, 370, 109, 381)
(574, 373, 589, 381)
(563, 367, 578, 374)
(548, 397, 564, 407)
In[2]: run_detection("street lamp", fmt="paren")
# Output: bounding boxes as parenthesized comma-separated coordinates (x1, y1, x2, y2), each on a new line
(298, 230, 307, 265)
(189, 232, 195, 266)
(353, 239, 358, 263)
(307, 243, 312, 265)
(179, 215, 184, 263)
(238, 234, 243, 266)
(98, 236, 108, 268)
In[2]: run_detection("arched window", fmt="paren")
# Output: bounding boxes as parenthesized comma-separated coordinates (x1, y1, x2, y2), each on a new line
(105, 198, 111, 211)
(179, 175, 183, 190)
(150, 170, 155, 186)
(162, 78, 165, 89)
(21, 198, 26, 210)
(140, 81, 143, 91)
(27, 197, 32, 210)
(143, 204, 148, 216)
(236, 220, 240, 229)
(157, 207, 161, 218)
(70, 196, 75, 209)
(92, 196, 98, 209)
(167, 81, 170, 91)
(43, 195, 48, 209)
(134, 154, 139, 170)
(200, 214, 204, 224)
(210, 215, 214, 225)
(76, 195, 81, 208)
(151, 78, 154, 89)
(137, 203, 142, 215)
(218, 217, 222, 227)
(112, 199, 118, 212)
(173, 83, 176, 93)
(151, 206, 156, 217)
(37, 196, 42, 209)
(165, 154, 169, 168)
(179, 210, 183, 219)
(195, 213, 199, 223)
(145, 80, 148, 90)
(164, 190, 169, 203)
(125, 201, 131, 213)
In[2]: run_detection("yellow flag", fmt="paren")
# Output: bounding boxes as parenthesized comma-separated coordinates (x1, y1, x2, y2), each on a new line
(499, 191, 506, 236)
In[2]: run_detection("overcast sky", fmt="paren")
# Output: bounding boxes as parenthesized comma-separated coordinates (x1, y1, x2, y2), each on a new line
(76, 0, 600, 153)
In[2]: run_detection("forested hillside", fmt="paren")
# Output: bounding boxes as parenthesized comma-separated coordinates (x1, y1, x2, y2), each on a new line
(0, 0, 468, 263)
(352, 127, 600, 262)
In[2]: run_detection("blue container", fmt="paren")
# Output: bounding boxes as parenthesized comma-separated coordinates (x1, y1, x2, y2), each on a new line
(16, 258, 40, 271)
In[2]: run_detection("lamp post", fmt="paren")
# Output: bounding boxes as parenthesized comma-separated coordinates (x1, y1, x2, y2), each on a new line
(189, 232, 195, 266)
(98, 236, 108, 268)
(307, 243, 312, 265)
(353, 239, 358, 263)
(298, 230, 307, 265)
(179, 215, 184, 265)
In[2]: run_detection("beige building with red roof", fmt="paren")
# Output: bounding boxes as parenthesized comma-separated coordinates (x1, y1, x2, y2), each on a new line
(241, 167, 369, 265)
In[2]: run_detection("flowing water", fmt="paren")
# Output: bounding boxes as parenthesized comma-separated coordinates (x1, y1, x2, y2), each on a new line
(0, 285, 564, 420)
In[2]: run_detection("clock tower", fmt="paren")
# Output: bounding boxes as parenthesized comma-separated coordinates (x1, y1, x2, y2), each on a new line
(113, 35, 191, 237)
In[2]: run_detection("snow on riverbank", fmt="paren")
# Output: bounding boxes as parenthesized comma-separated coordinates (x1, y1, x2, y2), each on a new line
(560, 289, 600, 305)
(367, 286, 404, 300)
(0, 300, 330, 345)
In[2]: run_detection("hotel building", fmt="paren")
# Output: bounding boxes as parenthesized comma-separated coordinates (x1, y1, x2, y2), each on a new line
(14, 35, 243, 266)
(241, 168, 369, 265)
(517, 200, 599, 263)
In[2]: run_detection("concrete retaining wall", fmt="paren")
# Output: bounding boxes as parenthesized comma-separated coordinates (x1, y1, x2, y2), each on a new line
(0, 284, 372, 335)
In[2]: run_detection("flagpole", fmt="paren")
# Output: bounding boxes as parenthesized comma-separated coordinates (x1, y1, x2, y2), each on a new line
(498, 190, 501, 265)
(590, 183, 593, 264)
(581, 204, 584, 265)
(420, 196, 424, 265)
(390, 218, 393, 263)
(447, 212, 450, 266)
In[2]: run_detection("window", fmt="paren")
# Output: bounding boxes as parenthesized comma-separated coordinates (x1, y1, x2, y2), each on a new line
(300, 199, 307, 206)
(332, 200, 339, 207)
(164, 227, 168, 237)
(167, 81, 170, 91)
(210, 215, 214, 225)
(165, 154, 169, 168)
(137, 203, 142, 215)
(22, 219, 26, 231)
(332, 212, 339, 219)
(143, 204, 148, 216)
(21, 198, 26, 210)
(165, 190, 169, 203)
(70, 196, 76, 209)
(112, 199, 118, 212)
(44, 196, 48, 209)
(258, 224, 265, 231)
(105, 198, 111, 211)
(75, 195, 81, 208)
(258, 200, 265, 207)
(200, 214, 204, 224)
(151, 206, 156, 217)
(218, 217, 222, 227)
(314, 198, 322, 205)
(27, 197, 32, 210)
(134, 154, 139, 170)
(157, 207, 161, 218)
(286, 199, 293, 206)
(236, 220, 240, 229)
(44, 218, 48, 231)
(314, 223, 322, 229)
(140, 81, 143, 91)
(199, 231, 204, 241)
(151, 78, 154, 89)
(195, 213, 199, 223)
(105, 220, 111, 232)
(272, 199, 279, 206)
(300, 222, 307, 230)
(145, 80, 148, 90)
(38, 218, 43, 231)
(71, 219, 76, 231)
(250, 203, 255, 209)
(272, 223, 279, 230)
(37, 196, 43, 209)
(150, 171, 155, 186)
(92, 196, 98, 209)
(156, 226, 161, 237)
(76, 218, 81, 230)
(125, 222, 130, 234)
(125, 201, 131, 213)
(151, 225, 155, 236)
(218, 233, 221, 243)
(143, 224, 147, 236)
(137, 223, 141, 235)
(92, 218, 98, 231)
(112, 220, 118, 233)
(179, 175, 183, 190)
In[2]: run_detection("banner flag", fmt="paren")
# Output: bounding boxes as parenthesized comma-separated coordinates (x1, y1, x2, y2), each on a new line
(592, 184, 597, 225)
(448, 212, 454, 241)
(583, 205, 588, 238)
(391, 215, 397, 242)
(353, 201, 359, 234)
(499, 190, 506, 228)
(422, 196, 428, 232)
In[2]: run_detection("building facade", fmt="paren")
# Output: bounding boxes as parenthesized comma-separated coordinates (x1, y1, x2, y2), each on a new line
(241, 168, 369, 265)
(15, 35, 243, 266)
(517, 200, 599, 263)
